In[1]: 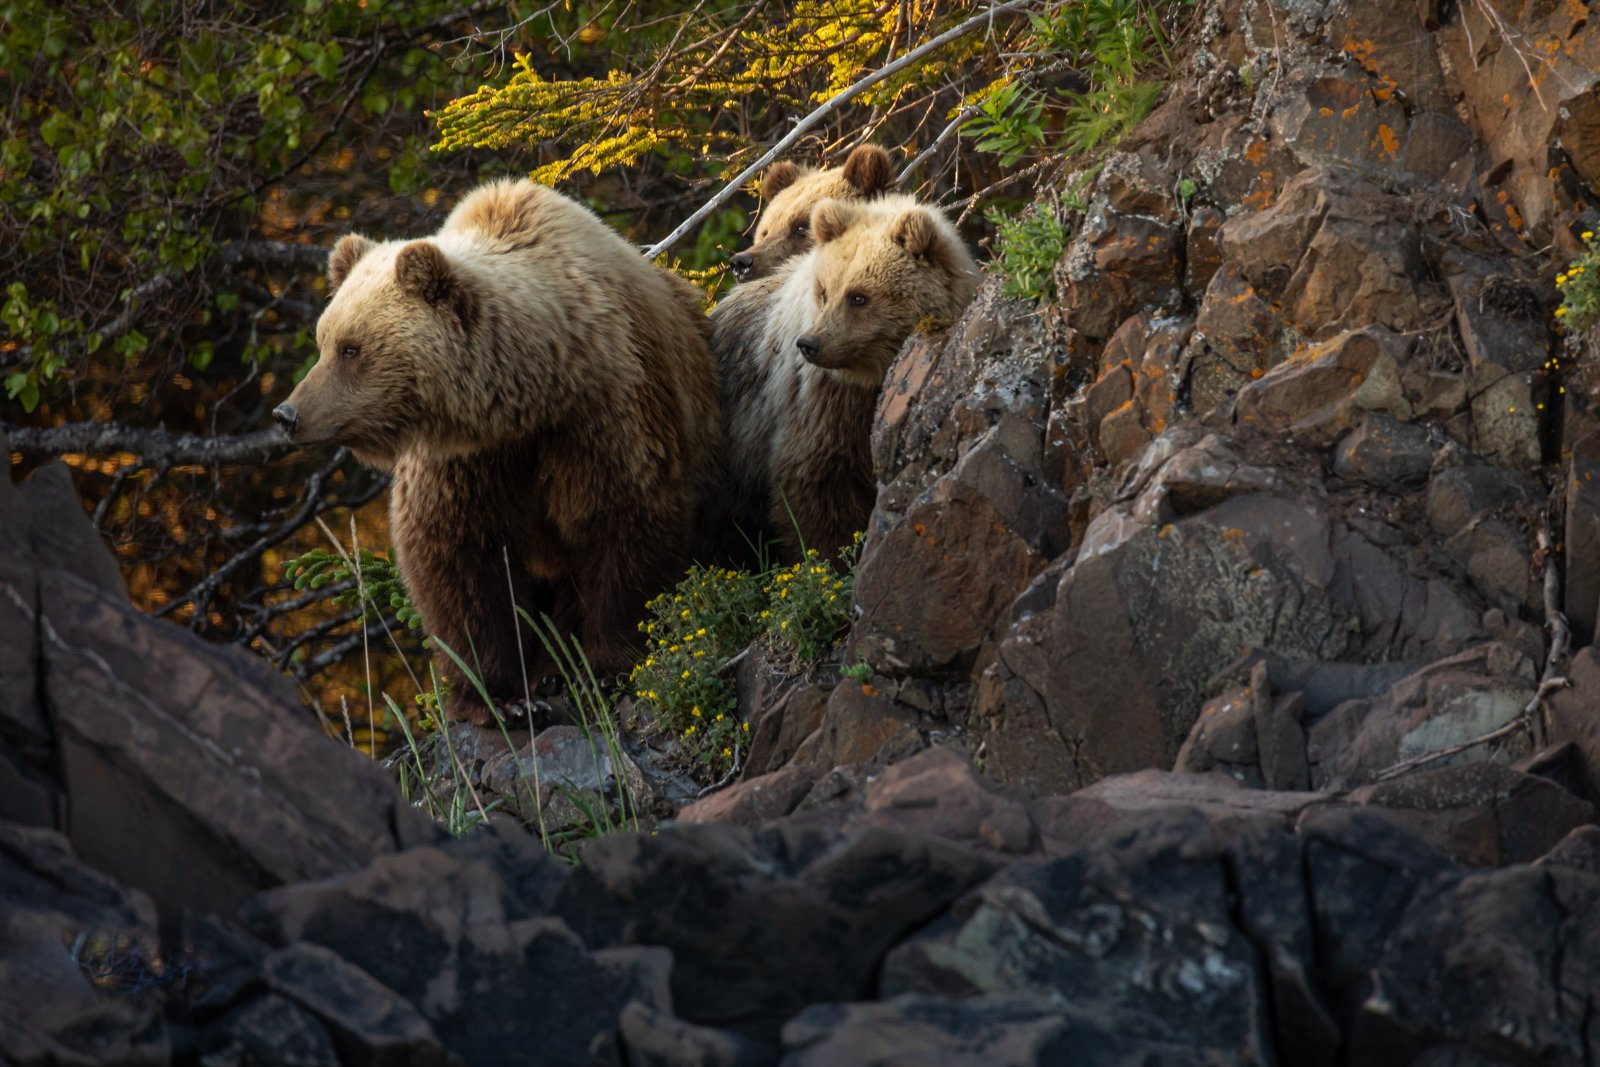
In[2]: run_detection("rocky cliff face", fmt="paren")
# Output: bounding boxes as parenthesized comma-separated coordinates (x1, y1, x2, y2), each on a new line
(7, 0, 1600, 1064)
(798, 0, 1600, 799)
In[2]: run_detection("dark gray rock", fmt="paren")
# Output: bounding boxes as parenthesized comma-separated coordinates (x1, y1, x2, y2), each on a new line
(779, 995, 1079, 1067)
(554, 823, 995, 1041)
(261, 943, 449, 1066)
(1332, 413, 1436, 489)
(197, 994, 341, 1067)
(614, 1001, 773, 1067)
(0, 821, 168, 1067)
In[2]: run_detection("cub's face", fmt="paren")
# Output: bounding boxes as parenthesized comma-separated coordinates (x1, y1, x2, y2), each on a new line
(795, 198, 976, 388)
(276, 235, 472, 467)
(731, 145, 895, 282)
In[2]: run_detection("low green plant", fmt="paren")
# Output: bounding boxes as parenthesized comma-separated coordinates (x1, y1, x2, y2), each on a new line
(630, 537, 861, 776)
(1557, 230, 1600, 334)
(385, 681, 498, 838)
(282, 547, 422, 631)
(985, 203, 1071, 302)
(630, 564, 766, 775)
(960, 0, 1191, 170)
(764, 543, 857, 664)
(840, 661, 873, 684)
(964, 80, 1050, 167)
(1059, 80, 1163, 155)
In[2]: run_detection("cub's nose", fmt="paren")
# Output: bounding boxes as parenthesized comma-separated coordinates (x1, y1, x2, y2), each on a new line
(272, 402, 299, 434)
(795, 335, 821, 360)
(730, 251, 754, 279)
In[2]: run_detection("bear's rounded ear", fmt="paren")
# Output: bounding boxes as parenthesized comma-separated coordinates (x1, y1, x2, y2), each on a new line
(890, 208, 943, 260)
(328, 234, 375, 293)
(396, 241, 477, 328)
(891, 207, 968, 278)
(762, 161, 802, 200)
(811, 200, 858, 245)
(841, 145, 895, 195)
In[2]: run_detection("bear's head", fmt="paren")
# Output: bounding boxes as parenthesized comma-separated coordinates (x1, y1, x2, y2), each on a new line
(794, 196, 978, 388)
(729, 144, 895, 282)
(274, 233, 477, 467)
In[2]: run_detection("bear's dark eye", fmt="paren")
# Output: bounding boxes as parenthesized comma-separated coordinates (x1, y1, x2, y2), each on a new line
(792, 222, 809, 237)
(848, 292, 869, 308)
(340, 343, 360, 361)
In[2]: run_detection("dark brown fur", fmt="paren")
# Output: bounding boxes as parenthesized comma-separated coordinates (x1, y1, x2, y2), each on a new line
(765, 195, 979, 561)
(281, 180, 720, 721)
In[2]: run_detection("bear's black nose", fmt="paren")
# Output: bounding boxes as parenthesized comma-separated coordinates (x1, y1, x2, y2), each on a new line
(272, 402, 299, 434)
(730, 251, 754, 278)
(795, 335, 821, 360)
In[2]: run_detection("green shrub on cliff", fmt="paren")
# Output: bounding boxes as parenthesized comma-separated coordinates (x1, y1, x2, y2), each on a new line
(986, 202, 1070, 302)
(630, 542, 858, 777)
(1557, 230, 1600, 335)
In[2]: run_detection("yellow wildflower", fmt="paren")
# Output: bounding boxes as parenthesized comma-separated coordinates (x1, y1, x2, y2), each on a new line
(1557, 307, 1569, 317)
(692, 706, 702, 716)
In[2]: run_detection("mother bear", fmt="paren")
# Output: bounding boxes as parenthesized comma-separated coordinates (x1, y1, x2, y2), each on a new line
(275, 179, 721, 721)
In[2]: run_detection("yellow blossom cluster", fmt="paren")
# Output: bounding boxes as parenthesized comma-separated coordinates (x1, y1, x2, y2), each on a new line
(1555, 231, 1600, 333)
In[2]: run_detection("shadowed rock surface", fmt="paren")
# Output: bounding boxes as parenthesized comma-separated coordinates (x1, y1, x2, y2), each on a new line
(7, 0, 1600, 1062)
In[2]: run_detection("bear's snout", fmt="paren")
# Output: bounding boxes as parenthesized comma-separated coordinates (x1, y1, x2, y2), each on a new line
(273, 402, 300, 437)
(796, 334, 821, 361)
(730, 251, 755, 279)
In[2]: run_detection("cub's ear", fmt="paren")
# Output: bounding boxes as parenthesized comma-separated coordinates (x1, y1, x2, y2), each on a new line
(811, 200, 859, 244)
(841, 145, 895, 195)
(395, 241, 476, 328)
(762, 161, 802, 200)
(891, 208, 966, 275)
(328, 234, 375, 293)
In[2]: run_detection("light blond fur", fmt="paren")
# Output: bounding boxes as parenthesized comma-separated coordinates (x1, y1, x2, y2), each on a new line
(734, 144, 896, 280)
(712, 193, 978, 559)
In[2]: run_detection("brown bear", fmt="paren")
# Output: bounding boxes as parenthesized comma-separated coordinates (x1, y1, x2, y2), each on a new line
(728, 144, 896, 282)
(274, 178, 721, 722)
(713, 193, 978, 561)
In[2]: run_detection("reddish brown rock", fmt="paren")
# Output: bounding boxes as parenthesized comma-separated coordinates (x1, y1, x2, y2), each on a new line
(676, 765, 819, 826)
(1233, 326, 1414, 444)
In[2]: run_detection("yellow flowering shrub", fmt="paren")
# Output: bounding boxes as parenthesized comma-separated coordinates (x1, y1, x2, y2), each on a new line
(631, 565, 766, 775)
(763, 538, 859, 664)
(629, 534, 861, 777)
(1557, 231, 1600, 335)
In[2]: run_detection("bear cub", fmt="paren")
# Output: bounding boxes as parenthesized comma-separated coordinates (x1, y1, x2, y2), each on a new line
(729, 144, 895, 282)
(275, 178, 721, 722)
(712, 193, 978, 561)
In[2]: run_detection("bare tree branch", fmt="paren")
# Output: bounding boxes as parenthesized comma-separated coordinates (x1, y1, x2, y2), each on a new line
(156, 446, 384, 622)
(642, 0, 1035, 259)
(5, 422, 291, 469)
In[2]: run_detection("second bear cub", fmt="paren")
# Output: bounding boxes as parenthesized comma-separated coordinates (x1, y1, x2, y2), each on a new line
(713, 193, 978, 560)
(729, 144, 895, 281)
